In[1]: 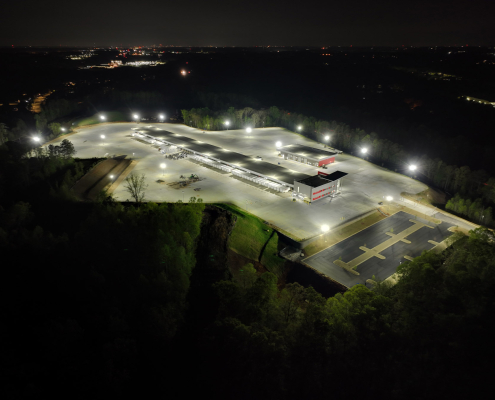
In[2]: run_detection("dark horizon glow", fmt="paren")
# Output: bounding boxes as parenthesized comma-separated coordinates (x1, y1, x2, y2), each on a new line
(1, 0, 494, 47)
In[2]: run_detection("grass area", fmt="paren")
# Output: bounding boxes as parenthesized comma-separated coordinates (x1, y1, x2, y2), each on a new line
(216, 204, 274, 261)
(304, 211, 387, 257)
(260, 232, 286, 276)
(74, 111, 128, 127)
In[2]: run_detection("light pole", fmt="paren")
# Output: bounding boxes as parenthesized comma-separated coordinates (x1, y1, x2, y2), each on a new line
(225, 121, 230, 131)
(297, 125, 302, 132)
(275, 141, 282, 148)
(246, 127, 252, 133)
(321, 224, 330, 234)
(159, 114, 165, 122)
(133, 114, 139, 123)
(160, 163, 166, 177)
(324, 134, 330, 148)
(385, 195, 393, 214)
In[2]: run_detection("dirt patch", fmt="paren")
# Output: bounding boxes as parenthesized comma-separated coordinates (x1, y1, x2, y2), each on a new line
(402, 187, 446, 206)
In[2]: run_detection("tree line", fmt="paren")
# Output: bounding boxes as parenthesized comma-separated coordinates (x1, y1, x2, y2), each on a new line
(182, 106, 495, 226)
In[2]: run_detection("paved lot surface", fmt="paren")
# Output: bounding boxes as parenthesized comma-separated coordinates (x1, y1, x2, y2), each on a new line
(304, 211, 454, 287)
(46, 123, 427, 239)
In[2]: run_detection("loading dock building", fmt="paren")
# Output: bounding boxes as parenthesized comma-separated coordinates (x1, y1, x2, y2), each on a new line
(279, 144, 340, 167)
(294, 171, 347, 203)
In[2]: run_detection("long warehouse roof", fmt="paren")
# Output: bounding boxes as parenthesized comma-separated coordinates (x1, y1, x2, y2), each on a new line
(279, 144, 338, 160)
(139, 128, 311, 185)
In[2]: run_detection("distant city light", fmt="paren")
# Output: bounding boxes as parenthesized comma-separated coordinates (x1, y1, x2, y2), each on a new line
(321, 225, 330, 233)
(409, 165, 417, 171)
(246, 127, 252, 133)
(386, 196, 393, 201)
(276, 141, 282, 148)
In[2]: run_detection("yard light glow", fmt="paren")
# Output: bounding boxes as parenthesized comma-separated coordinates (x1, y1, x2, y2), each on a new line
(100, 115, 106, 120)
(225, 121, 230, 126)
(324, 135, 330, 141)
(33, 136, 40, 142)
(321, 224, 330, 233)
(275, 141, 282, 148)
(409, 165, 417, 171)
(160, 163, 166, 169)
(386, 196, 393, 201)
(159, 114, 165, 120)
(133, 114, 139, 120)
(361, 148, 368, 154)
(298, 125, 302, 131)
(246, 127, 252, 133)
(101, 134, 105, 139)
(61, 127, 66, 132)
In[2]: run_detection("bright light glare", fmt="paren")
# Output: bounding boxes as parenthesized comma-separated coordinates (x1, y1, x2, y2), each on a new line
(159, 114, 164, 119)
(133, 114, 139, 119)
(33, 136, 40, 142)
(321, 225, 330, 233)
(246, 127, 252, 133)
(386, 196, 393, 201)
(225, 121, 230, 126)
(361, 148, 368, 154)
(100, 115, 106, 120)
(409, 165, 417, 171)
(275, 141, 282, 148)
(160, 163, 166, 169)
(109, 175, 114, 179)
(101, 135, 105, 139)
(181, 70, 186, 75)
(61, 128, 66, 132)
(324, 135, 330, 141)
(297, 125, 302, 130)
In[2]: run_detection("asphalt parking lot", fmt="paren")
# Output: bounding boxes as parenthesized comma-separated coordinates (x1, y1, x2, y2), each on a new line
(46, 123, 427, 239)
(303, 211, 454, 287)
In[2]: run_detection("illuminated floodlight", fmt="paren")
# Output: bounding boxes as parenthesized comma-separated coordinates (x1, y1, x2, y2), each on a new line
(275, 141, 282, 148)
(386, 196, 393, 201)
(181, 70, 187, 75)
(133, 114, 139, 120)
(33, 136, 40, 142)
(159, 114, 165, 120)
(109, 175, 114, 179)
(61, 128, 66, 132)
(100, 115, 106, 121)
(246, 127, 252, 133)
(409, 165, 417, 171)
(324, 135, 330, 141)
(297, 125, 302, 131)
(361, 148, 368, 154)
(225, 121, 230, 126)
(160, 163, 166, 169)
(321, 224, 330, 233)
(101, 134, 105, 139)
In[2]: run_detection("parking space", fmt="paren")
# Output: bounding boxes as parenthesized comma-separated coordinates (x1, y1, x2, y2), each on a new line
(304, 211, 454, 287)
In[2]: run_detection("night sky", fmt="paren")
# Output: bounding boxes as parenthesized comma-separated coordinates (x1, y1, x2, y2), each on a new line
(1, 0, 494, 47)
